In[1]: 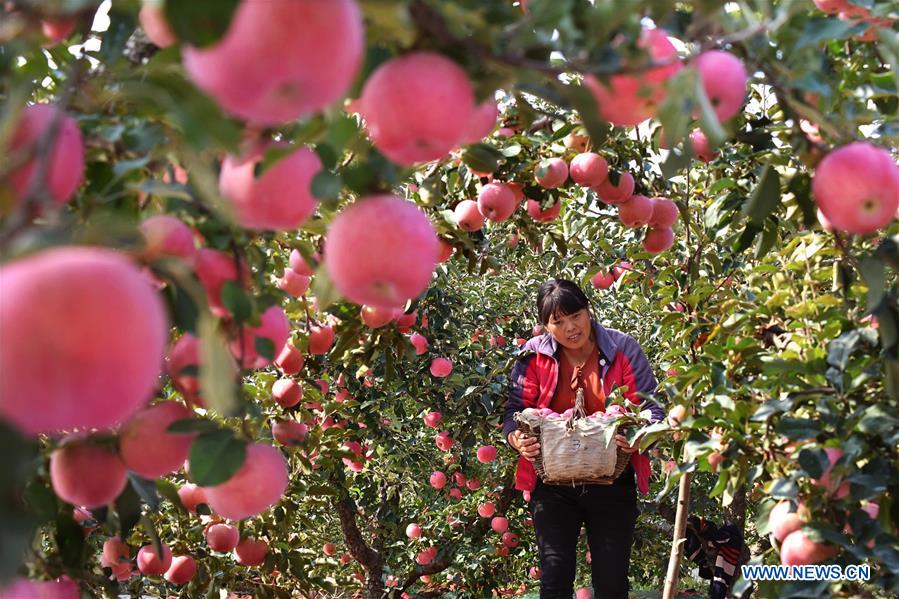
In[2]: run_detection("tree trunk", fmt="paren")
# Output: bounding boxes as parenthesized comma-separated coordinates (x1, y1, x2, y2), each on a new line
(662, 471, 692, 599)
(333, 492, 384, 599)
(724, 484, 751, 578)
(723, 483, 746, 530)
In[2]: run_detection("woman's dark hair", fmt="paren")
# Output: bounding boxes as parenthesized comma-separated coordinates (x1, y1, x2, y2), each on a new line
(537, 278, 591, 325)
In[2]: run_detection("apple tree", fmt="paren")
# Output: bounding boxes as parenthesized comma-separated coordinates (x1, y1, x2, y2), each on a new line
(0, 1, 897, 598)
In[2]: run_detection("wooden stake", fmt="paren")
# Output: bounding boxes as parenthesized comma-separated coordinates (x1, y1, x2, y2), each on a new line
(662, 470, 692, 599)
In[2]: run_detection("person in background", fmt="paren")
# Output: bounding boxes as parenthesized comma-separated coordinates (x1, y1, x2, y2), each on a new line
(504, 278, 666, 599)
(684, 515, 744, 599)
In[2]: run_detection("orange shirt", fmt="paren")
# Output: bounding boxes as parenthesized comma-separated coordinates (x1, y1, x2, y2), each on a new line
(550, 341, 606, 415)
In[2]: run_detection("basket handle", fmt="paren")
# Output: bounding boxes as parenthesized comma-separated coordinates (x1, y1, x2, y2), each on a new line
(566, 388, 587, 430)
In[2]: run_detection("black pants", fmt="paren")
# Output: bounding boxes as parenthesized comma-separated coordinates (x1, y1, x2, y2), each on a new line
(529, 466, 639, 599)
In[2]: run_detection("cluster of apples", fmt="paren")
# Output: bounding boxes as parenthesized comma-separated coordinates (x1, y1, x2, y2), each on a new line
(532, 149, 680, 253)
(0, 206, 323, 433)
(50, 413, 287, 518)
(454, 182, 523, 231)
(143, 1, 458, 311)
(95, 512, 269, 585)
(418, 414, 510, 546)
(767, 447, 880, 566)
(582, 28, 748, 129)
(590, 261, 633, 289)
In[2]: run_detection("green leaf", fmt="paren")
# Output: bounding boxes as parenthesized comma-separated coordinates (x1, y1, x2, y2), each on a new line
(311, 267, 343, 311)
(342, 162, 377, 195)
(198, 314, 238, 415)
(167, 418, 218, 434)
(859, 256, 886, 312)
(479, 394, 494, 415)
(750, 398, 793, 422)
(97, 8, 136, 64)
(742, 165, 781, 226)
(827, 330, 860, 371)
(54, 511, 85, 570)
(188, 430, 246, 487)
(165, 0, 240, 48)
(657, 68, 696, 146)
(164, 277, 200, 334)
(112, 156, 152, 178)
(257, 145, 299, 177)
(501, 143, 522, 157)
(313, 144, 338, 172)
(788, 172, 816, 229)
(661, 148, 691, 180)
(563, 82, 610, 148)
(255, 337, 276, 362)
(128, 474, 161, 512)
(462, 144, 501, 174)
(306, 485, 338, 496)
(753, 219, 779, 260)
(22, 479, 58, 525)
(114, 481, 143, 540)
(775, 417, 822, 441)
(795, 17, 857, 50)
(325, 115, 360, 150)
(141, 513, 164, 563)
(221, 280, 251, 323)
(708, 178, 737, 194)
(768, 477, 799, 499)
(155, 479, 183, 512)
(734, 223, 762, 254)
(0, 422, 37, 582)
(695, 74, 727, 147)
(857, 404, 899, 435)
(311, 171, 343, 203)
(798, 448, 829, 479)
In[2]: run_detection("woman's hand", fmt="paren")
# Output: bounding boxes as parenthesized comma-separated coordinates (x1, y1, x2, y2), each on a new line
(509, 430, 541, 462)
(615, 433, 640, 454)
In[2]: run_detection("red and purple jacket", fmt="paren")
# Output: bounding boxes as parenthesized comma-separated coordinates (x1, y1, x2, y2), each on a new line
(503, 320, 665, 495)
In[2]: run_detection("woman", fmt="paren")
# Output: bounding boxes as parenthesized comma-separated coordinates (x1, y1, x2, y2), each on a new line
(503, 278, 665, 599)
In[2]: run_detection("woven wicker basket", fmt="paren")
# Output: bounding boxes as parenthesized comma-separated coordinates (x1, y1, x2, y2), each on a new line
(514, 389, 632, 486)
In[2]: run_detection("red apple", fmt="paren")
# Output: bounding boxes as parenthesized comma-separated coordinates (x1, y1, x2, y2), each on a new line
(594, 171, 635, 205)
(534, 158, 568, 189)
(618, 194, 654, 228)
(357, 52, 474, 164)
(164, 555, 196, 585)
(137, 543, 172, 576)
(648, 197, 679, 228)
(569, 152, 609, 187)
(455, 199, 486, 232)
(234, 537, 268, 566)
(205, 523, 240, 552)
(182, 0, 363, 125)
(643, 227, 675, 253)
(323, 195, 438, 309)
(813, 142, 899, 235)
(430, 357, 453, 377)
(476, 445, 497, 463)
(695, 51, 748, 123)
(477, 183, 517, 222)
(491, 516, 509, 534)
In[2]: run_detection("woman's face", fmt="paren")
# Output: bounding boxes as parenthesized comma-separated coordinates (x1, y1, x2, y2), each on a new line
(545, 308, 592, 351)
